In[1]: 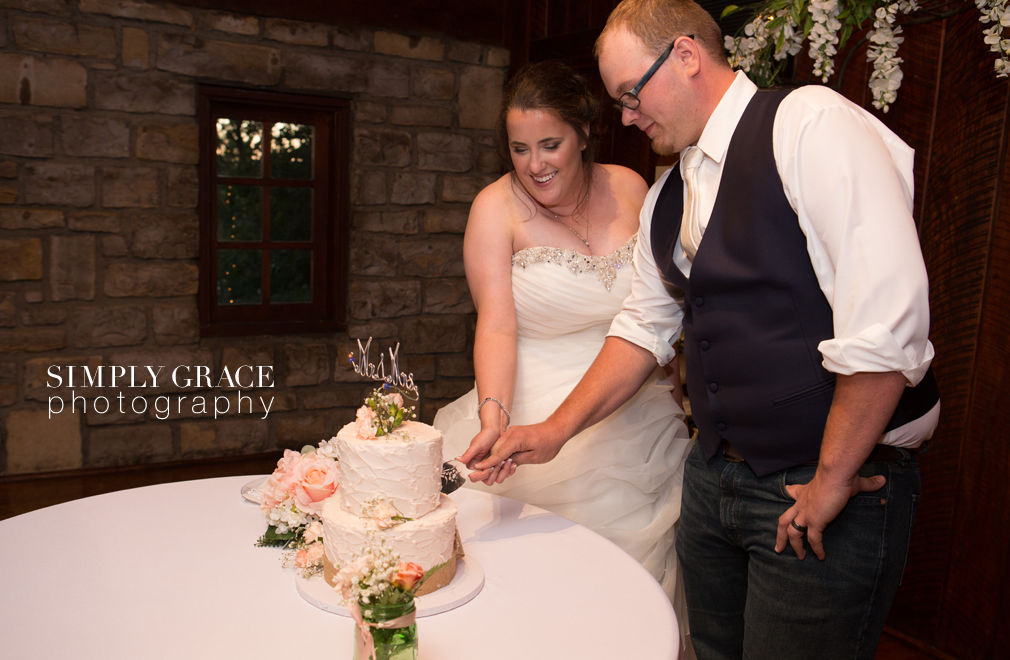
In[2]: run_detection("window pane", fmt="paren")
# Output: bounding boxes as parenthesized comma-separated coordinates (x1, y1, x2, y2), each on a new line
(216, 119, 263, 177)
(270, 250, 312, 303)
(270, 187, 312, 241)
(218, 249, 262, 304)
(271, 122, 314, 179)
(217, 185, 262, 241)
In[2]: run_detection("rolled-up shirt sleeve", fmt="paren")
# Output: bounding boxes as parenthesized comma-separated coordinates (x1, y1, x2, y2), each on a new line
(607, 168, 685, 367)
(774, 87, 934, 385)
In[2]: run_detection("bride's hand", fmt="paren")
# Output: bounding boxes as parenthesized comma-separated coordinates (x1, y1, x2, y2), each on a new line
(475, 422, 565, 472)
(456, 427, 517, 485)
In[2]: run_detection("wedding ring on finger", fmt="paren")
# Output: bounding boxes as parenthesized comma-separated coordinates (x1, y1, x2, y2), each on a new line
(790, 520, 808, 533)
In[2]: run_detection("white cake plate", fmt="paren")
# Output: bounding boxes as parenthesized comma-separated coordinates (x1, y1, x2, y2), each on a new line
(296, 555, 484, 618)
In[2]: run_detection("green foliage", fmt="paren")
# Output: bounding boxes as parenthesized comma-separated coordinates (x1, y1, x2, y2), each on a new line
(255, 525, 299, 548)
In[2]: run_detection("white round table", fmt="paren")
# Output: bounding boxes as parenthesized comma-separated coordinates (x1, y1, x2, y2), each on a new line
(0, 476, 679, 659)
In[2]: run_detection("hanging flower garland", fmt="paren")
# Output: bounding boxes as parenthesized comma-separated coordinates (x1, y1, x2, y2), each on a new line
(725, 0, 1005, 113)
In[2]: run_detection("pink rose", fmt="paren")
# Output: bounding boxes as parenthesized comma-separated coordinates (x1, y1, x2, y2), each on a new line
(305, 541, 325, 565)
(260, 449, 302, 510)
(355, 406, 378, 440)
(372, 500, 398, 529)
(292, 453, 339, 514)
(388, 392, 404, 408)
(393, 562, 425, 591)
(304, 521, 323, 542)
(294, 548, 309, 567)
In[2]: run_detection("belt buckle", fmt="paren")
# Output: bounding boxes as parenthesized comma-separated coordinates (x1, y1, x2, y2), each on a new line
(721, 441, 745, 463)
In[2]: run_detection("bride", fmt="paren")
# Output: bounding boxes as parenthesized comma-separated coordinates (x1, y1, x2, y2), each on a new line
(433, 61, 693, 604)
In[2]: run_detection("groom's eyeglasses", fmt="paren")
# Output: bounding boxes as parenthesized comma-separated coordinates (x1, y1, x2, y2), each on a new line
(613, 36, 693, 112)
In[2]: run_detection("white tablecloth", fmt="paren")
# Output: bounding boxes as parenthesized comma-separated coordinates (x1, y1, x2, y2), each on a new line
(0, 476, 679, 659)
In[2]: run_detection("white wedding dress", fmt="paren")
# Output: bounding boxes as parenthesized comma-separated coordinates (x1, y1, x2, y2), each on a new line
(433, 236, 693, 615)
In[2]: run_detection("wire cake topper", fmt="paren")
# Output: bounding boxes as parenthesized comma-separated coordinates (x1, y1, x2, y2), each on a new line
(348, 338, 419, 401)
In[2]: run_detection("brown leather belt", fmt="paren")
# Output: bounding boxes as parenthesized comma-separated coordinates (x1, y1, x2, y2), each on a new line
(720, 440, 923, 466)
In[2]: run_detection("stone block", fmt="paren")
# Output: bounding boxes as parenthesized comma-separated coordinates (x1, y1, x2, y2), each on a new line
(136, 122, 199, 164)
(333, 27, 370, 51)
(0, 292, 14, 326)
(400, 236, 464, 277)
(424, 378, 473, 400)
(93, 72, 195, 115)
(157, 34, 280, 85)
(424, 278, 474, 314)
(477, 150, 502, 174)
(487, 47, 511, 67)
(23, 163, 94, 206)
(0, 114, 54, 157)
(101, 235, 128, 257)
(0, 161, 16, 178)
(80, 0, 193, 26)
(390, 172, 436, 205)
(344, 320, 398, 340)
(122, 27, 149, 68)
(219, 389, 294, 416)
(396, 352, 435, 381)
(366, 62, 410, 98)
(349, 234, 398, 277)
(0, 384, 15, 407)
(301, 387, 362, 410)
(152, 303, 199, 345)
(354, 210, 419, 234)
(421, 208, 469, 234)
(459, 67, 504, 130)
(23, 291, 43, 303)
(0, 208, 64, 229)
(275, 410, 346, 448)
(264, 18, 328, 46)
(352, 170, 386, 205)
(61, 115, 130, 158)
(88, 424, 174, 468)
(85, 399, 144, 425)
(448, 42, 482, 64)
(180, 419, 270, 455)
(0, 54, 86, 108)
(412, 67, 454, 100)
(130, 211, 198, 259)
(0, 327, 65, 352)
(104, 262, 198, 297)
(374, 32, 444, 61)
(354, 101, 387, 124)
(354, 128, 412, 167)
(5, 408, 81, 473)
(0, 0, 72, 15)
(101, 167, 159, 208)
(442, 174, 492, 203)
(198, 11, 259, 35)
(348, 280, 421, 319)
(438, 352, 474, 378)
(13, 17, 115, 58)
(401, 315, 467, 352)
(50, 235, 95, 301)
(284, 343, 330, 387)
(167, 166, 198, 208)
(0, 184, 18, 204)
(284, 53, 367, 93)
(71, 306, 146, 348)
(390, 106, 452, 127)
(68, 211, 119, 232)
(0, 238, 42, 280)
(24, 354, 103, 402)
(418, 132, 474, 172)
(221, 345, 274, 389)
(21, 305, 66, 326)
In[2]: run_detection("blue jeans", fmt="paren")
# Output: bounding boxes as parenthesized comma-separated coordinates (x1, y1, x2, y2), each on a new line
(676, 441, 920, 660)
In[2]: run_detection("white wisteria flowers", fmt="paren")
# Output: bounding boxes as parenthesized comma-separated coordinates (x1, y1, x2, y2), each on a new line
(978, 0, 1010, 78)
(808, 0, 844, 82)
(867, 0, 918, 112)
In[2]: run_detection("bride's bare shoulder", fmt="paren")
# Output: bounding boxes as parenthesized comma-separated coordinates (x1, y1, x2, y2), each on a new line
(469, 174, 530, 226)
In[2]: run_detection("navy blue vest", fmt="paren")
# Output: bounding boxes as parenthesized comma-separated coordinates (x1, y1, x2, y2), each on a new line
(651, 89, 938, 476)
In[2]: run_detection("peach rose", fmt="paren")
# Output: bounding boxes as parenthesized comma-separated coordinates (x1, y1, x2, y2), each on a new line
(304, 521, 324, 542)
(393, 562, 425, 591)
(387, 392, 404, 408)
(305, 541, 325, 565)
(372, 500, 398, 529)
(355, 406, 378, 440)
(292, 453, 339, 514)
(260, 449, 302, 510)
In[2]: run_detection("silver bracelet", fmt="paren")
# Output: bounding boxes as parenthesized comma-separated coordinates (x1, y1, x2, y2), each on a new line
(477, 396, 511, 427)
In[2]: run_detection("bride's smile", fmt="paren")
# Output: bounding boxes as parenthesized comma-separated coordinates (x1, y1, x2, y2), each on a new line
(506, 108, 587, 213)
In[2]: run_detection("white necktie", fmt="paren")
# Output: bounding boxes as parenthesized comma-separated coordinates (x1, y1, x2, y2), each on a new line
(679, 146, 705, 262)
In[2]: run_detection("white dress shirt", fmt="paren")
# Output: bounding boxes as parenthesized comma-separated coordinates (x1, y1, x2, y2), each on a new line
(609, 71, 938, 447)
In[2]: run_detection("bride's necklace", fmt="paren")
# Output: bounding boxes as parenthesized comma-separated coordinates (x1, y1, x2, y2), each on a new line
(544, 195, 590, 248)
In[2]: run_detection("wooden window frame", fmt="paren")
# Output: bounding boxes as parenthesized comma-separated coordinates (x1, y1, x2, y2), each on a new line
(197, 86, 350, 337)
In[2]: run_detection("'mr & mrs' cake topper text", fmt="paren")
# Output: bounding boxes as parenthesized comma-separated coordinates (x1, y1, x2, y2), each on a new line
(349, 338, 419, 400)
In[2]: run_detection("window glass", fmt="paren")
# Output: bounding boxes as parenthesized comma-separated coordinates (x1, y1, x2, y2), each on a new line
(217, 249, 262, 304)
(270, 250, 312, 303)
(216, 119, 263, 177)
(217, 184, 262, 241)
(270, 187, 313, 241)
(271, 122, 314, 180)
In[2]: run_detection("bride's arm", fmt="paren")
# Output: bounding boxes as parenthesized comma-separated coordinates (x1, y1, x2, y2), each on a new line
(455, 184, 519, 484)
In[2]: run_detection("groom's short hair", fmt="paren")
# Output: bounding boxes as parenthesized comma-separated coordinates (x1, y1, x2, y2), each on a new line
(595, 0, 729, 67)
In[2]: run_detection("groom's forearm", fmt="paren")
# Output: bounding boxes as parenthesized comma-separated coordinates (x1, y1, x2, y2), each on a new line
(547, 336, 659, 439)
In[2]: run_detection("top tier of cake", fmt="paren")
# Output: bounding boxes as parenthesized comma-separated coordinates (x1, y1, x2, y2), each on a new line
(335, 419, 443, 519)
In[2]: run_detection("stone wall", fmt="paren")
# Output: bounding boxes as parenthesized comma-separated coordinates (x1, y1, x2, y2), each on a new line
(0, 0, 506, 475)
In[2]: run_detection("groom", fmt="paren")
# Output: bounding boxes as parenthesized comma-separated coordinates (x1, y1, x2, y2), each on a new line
(467, 0, 940, 658)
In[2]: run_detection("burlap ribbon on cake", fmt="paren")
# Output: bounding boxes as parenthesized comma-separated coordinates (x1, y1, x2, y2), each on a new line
(324, 527, 465, 596)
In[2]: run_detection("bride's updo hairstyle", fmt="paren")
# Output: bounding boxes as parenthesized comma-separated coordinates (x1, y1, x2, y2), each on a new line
(494, 60, 600, 201)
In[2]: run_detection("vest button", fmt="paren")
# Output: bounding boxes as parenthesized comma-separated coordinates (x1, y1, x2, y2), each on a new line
(717, 422, 727, 431)
(694, 297, 704, 307)
(700, 340, 710, 350)
(708, 382, 718, 392)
